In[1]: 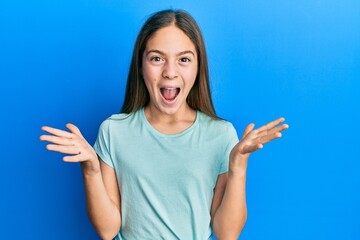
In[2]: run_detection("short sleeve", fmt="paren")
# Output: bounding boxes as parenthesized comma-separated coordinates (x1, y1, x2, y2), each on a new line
(219, 122, 239, 175)
(93, 119, 114, 168)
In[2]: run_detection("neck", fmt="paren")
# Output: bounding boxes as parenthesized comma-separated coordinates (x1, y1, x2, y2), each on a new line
(145, 103, 195, 123)
(144, 104, 197, 134)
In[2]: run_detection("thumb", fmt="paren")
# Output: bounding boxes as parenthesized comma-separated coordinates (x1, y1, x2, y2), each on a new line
(66, 123, 83, 137)
(242, 123, 255, 138)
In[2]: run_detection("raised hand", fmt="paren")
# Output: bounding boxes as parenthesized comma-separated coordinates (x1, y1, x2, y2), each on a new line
(230, 118, 289, 171)
(40, 123, 99, 174)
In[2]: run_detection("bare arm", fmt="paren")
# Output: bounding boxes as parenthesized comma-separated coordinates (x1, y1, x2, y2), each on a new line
(40, 124, 121, 239)
(211, 169, 247, 240)
(211, 118, 289, 239)
(83, 159, 121, 239)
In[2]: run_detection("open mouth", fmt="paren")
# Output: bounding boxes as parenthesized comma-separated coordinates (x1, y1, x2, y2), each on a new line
(160, 87, 180, 102)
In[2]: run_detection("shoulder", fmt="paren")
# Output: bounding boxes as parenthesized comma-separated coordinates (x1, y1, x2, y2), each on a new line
(197, 112, 239, 156)
(98, 111, 139, 132)
(197, 111, 237, 134)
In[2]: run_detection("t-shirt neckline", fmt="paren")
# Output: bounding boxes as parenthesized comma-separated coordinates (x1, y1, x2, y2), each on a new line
(140, 107, 200, 138)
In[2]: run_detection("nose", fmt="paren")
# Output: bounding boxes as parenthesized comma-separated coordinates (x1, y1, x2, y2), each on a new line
(162, 61, 178, 79)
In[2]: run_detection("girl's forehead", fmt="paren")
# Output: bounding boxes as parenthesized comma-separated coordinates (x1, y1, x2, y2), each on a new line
(145, 25, 196, 53)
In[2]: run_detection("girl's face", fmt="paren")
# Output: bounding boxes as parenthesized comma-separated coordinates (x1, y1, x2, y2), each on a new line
(142, 25, 198, 116)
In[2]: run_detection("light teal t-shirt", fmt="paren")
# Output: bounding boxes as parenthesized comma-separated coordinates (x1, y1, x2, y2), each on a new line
(94, 108, 238, 240)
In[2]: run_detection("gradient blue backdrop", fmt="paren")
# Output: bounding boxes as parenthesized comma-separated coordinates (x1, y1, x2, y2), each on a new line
(1, 0, 359, 239)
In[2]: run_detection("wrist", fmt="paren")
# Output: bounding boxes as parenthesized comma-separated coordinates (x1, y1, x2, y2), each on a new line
(229, 164, 247, 177)
(228, 167, 247, 182)
(229, 151, 249, 171)
(81, 158, 101, 177)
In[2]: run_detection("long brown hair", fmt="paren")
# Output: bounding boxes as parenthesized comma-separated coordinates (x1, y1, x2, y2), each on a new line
(121, 9, 219, 119)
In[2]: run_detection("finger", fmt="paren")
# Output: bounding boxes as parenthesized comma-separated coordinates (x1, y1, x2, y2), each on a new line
(257, 123, 289, 138)
(46, 144, 81, 155)
(257, 117, 285, 132)
(258, 130, 284, 145)
(262, 131, 281, 142)
(267, 123, 289, 135)
(66, 123, 83, 138)
(39, 135, 74, 146)
(41, 126, 74, 138)
(63, 154, 84, 162)
(242, 123, 255, 138)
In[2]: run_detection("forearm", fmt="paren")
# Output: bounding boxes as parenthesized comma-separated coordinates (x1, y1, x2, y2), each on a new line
(82, 167, 121, 240)
(212, 118, 288, 239)
(212, 164, 248, 239)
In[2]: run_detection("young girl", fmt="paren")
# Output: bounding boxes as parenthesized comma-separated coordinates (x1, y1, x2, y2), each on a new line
(40, 9, 288, 240)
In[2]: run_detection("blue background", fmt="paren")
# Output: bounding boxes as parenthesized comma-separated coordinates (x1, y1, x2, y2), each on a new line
(1, 0, 359, 239)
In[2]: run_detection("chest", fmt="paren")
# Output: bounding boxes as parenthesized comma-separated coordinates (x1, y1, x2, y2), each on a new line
(110, 131, 223, 189)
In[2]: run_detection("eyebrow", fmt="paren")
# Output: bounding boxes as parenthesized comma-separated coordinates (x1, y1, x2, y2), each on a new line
(145, 49, 195, 57)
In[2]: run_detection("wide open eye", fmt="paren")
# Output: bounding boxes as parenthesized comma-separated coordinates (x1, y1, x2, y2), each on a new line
(179, 57, 191, 63)
(151, 56, 163, 62)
